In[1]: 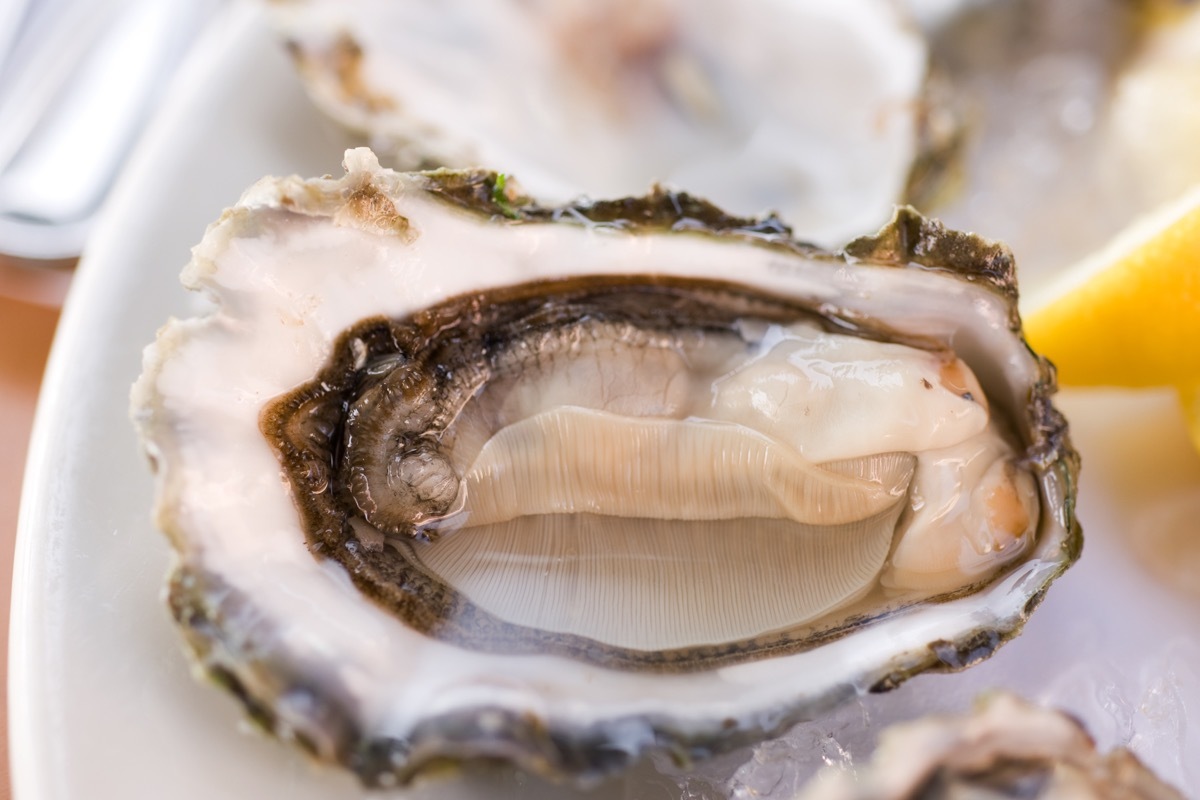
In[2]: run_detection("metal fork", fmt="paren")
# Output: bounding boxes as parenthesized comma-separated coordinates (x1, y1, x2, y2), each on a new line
(0, 0, 218, 261)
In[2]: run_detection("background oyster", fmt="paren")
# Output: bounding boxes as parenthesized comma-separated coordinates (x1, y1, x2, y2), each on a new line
(797, 692, 1184, 800)
(131, 150, 1078, 786)
(268, 0, 929, 249)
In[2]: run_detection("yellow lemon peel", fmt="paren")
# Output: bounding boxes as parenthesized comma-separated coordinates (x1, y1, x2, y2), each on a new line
(1179, 381, 1200, 453)
(1022, 185, 1200, 451)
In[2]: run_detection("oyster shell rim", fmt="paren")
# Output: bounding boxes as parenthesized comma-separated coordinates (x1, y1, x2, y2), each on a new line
(132, 151, 1081, 787)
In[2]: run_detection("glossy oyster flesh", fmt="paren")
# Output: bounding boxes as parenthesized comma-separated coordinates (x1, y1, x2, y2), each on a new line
(131, 149, 1079, 785)
(798, 692, 1184, 800)
(269, 0, 929, 248)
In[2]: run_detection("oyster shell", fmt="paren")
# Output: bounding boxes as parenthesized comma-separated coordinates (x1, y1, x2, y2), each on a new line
(268, 0, 928, 248)
(131, 149, 1079, 786)
(797, 693, 1184, 800)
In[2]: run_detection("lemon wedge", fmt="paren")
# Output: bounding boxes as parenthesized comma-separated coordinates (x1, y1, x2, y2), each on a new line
(1022, 186, 1200, 451)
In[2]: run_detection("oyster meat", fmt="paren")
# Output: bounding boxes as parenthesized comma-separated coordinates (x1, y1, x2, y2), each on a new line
(269, 0, 929, 248)
(131, 150, 1079, 785)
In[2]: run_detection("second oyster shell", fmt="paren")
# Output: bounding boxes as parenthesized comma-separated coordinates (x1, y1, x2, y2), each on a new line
(798, 693, 1184, 800)
(269, 0, 929, 248)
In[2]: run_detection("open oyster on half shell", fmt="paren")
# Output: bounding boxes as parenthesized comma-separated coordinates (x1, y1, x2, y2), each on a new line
(131, 150, 1079, 786)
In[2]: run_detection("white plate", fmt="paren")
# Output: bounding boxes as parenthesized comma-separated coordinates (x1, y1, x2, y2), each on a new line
(11, 3, 1200, 797)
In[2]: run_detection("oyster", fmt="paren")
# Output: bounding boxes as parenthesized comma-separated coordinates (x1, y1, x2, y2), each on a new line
(269, 0, 928, 248)
(131, 150, 1079, 786)
(797, 693, 1184, 800)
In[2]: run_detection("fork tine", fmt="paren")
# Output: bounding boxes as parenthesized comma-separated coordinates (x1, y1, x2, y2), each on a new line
(0, 0, 127, 174)
(0, 0, 218, 259)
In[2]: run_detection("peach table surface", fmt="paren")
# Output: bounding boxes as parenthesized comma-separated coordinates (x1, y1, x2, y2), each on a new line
(1, 257, 72, 800)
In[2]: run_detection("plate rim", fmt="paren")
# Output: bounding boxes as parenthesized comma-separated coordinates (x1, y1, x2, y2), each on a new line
(7, 4, 265, 797)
